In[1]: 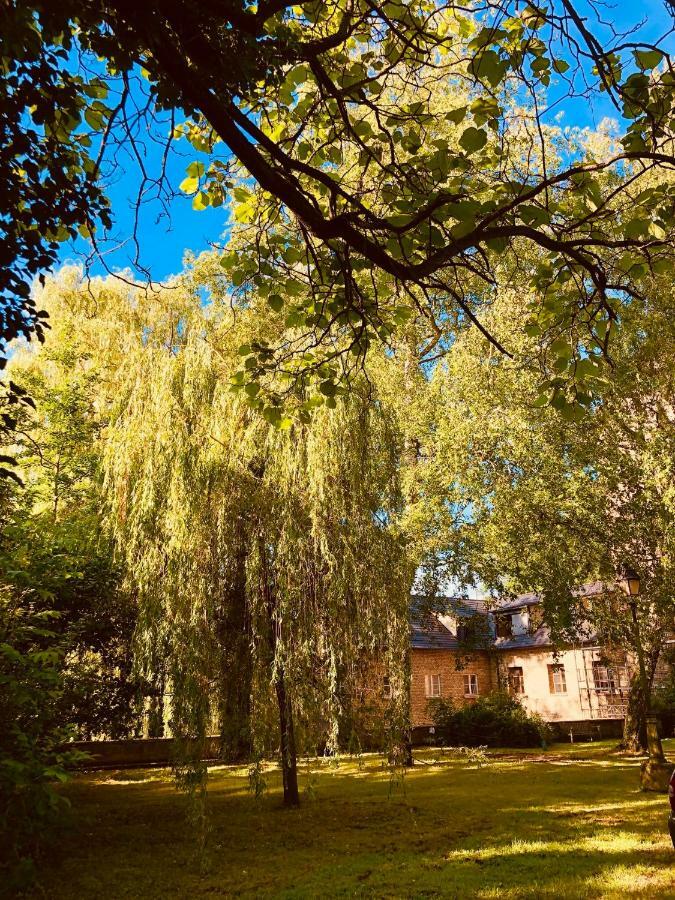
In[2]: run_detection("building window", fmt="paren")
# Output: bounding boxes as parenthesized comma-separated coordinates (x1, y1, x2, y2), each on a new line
(508, 666, 525, 695)
(425, 674, 442, 698)
(592, 661, 620, 693)
(464, 673, 479, 696)
(548, 664, 567, 694)
(382, 676, 392, 699)
(496, 616, 513, 639)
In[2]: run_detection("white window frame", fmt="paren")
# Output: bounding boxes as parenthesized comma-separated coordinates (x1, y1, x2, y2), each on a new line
(464, 673, 479, 697)
(548, 664, 567, 694)
(425, 673, 442, 698)
(592, 662, 614, 693)
(382, 675, 392, 699)
(508, 666, 525, 695)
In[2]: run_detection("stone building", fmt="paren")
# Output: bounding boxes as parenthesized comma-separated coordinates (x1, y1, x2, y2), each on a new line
(400, 587, 672, 743)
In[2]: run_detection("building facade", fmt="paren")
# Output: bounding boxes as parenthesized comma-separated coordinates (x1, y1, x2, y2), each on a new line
(406, 589, 644, 742)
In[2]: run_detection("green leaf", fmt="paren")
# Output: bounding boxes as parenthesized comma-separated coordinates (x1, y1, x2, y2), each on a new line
(392, 305, 413, 325)
(633, 49, 664, 71)
(552, 59, 570, 74)
(84, 107, 104, 131)
(262, 406, 282, 425)
(319, 380, 337, 397)
(459, 127, 487, 154)
(559, 403, 585, 422)
(518, 204, 550, 226)
(651, 257, 672, 275)
(445, 107, 468, 124)
(186, 161, 205, 178)
(625, 218, 650, 239)
(267, 294, 284, 312)
(469, 50, 508, 88)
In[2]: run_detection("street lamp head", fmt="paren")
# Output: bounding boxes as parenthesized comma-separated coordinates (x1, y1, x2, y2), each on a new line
(622, 566, 641, 597)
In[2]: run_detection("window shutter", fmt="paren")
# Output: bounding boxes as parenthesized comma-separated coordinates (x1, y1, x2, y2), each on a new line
(425, 674, 430, 697)
(548, 665, 555, 694)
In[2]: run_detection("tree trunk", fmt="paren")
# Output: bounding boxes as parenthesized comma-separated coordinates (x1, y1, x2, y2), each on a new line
(147, 685, 165, 738)
(217, 546, 253, 763)
(630, 599, 665, 762)
(258, 530, 300, 807)
(275, 664, 300, 807)
(620, 676, 647, 752)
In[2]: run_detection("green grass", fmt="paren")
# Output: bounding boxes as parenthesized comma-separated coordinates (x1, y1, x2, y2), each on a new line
(34, 740, 674, 899)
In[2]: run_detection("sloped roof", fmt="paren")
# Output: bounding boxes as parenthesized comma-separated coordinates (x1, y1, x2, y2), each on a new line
(492, 581, 606, 615)
(410, 586, 605, 652)
(450, 597, 489, 617)
(410, 595, 490, 650)
(410, 594, 489, 616)
(411, 612, 460, 650)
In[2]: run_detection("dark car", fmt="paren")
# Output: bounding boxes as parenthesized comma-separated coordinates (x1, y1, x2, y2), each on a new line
(669, 768, 675, 848)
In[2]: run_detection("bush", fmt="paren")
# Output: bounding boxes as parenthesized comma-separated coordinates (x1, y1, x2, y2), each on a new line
(428, 692, 551, 748)
(0, 603, 85, 891)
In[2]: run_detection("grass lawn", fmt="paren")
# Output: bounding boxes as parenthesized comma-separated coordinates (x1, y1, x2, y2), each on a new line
(34, 740, 674, 899)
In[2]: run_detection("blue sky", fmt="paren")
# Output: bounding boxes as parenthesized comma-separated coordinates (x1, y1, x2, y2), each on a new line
(57, 1, 675, 285)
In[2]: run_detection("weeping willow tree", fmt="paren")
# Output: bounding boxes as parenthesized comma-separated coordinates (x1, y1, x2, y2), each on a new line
(102, 258, 413, 805)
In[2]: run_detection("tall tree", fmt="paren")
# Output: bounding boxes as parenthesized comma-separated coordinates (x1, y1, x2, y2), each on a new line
(411, 271, 674, 762)
(1, 269, 160, 741)
(97, 255, 413, 804)
(4, 1, 675, 409)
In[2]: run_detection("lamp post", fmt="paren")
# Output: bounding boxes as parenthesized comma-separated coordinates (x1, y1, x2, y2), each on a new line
(622, 567, 641, 599)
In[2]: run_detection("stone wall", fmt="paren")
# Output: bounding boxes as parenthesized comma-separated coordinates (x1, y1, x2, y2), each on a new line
(66, 736, 222, 769)
(410, 648, 495, 727)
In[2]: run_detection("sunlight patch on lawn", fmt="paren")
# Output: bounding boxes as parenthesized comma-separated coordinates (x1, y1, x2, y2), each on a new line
(504, 797, 660, 816)
(445, 832, 659, 863)
(586, 862, 675, 896)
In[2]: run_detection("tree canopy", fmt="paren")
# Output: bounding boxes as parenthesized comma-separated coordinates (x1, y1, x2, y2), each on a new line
(4, 1, 675, 411)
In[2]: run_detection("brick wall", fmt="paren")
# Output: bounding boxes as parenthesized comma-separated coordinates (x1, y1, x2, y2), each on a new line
(410, 649, 495, 727)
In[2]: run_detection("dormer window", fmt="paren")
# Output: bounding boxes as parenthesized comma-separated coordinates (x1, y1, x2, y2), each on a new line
(496, 615, 513, 639)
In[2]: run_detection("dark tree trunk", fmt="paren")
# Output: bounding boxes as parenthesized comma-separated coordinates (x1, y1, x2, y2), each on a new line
(275, 664, 300, 807)
(629, 600, 665, 762)
(258, 529, 300, 807)
(388, 646, 414, 768)
(147, 683, 165, 738)
(620, 676, 647, 752)
(217, 546, 253, 763)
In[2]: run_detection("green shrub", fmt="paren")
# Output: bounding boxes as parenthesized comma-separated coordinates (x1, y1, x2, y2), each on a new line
(0, 603, 84, 891)
(428, 692, 551, 748)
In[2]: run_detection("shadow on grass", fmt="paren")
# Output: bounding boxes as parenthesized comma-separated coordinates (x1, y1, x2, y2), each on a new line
(33, 744, 674, 899)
